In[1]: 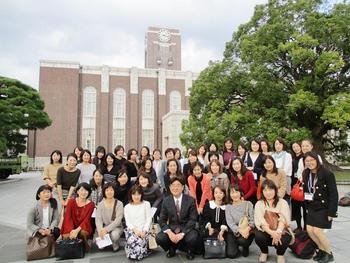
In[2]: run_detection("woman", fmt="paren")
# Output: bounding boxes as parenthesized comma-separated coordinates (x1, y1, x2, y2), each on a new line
(237, 143, 248, 164)
(73, 146, 83, 164)
(228, 157, 257, 204)
(290, 142, 306, 231)
(89, 169, 104, 207)
(246, 139, 264, 182)
(139, 157, 157, 184)
(225, 184, 254, 258)
(297, 138, 323, 179)
(182, 150, 198, 183)
(271, 138, 292, 195)
(135, 172, 162, 215)
(115, 169, 131, 206)
(27, 185, 60, 241)
(260, 155, 287, 199)
(61, 183, 95, 251)
(57, 153, 81, 209)
(260, 139, 271, 156)
(223, 138, 236, 170)
(101, 153, 119, 184)
(174, 147, 182, 162)
(207, 159, 230, 191)
(197, 144, 207, 165)
(254, 179, 292, 263)
(114, 145, 127, 174)
(92, 146, 106, 170)
(77, 149, 96, 184)
(152, 148, 162, 184)
(302, 152, 338, 263)
(202, 186, 231, 257)
(204, 143, 224, 166)
(124, 185, 152, 260)
(163, 158, 186, 194)
(43, 150, 63, 188)
(139, 146, 151, 165)
(125, 148, 139, 182)
(96, 182, 124, 252)
(187, 161, 212, 215)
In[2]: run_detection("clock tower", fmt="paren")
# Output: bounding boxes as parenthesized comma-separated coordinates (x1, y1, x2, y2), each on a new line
(145, 26, 181, 70)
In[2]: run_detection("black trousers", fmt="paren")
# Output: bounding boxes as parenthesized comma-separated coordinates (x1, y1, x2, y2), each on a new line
(156, 229, 199, 254)
(225, 231, 254, 258)
(254, 230, 292, 256)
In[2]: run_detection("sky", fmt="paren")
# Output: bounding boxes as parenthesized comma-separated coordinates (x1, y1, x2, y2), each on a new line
(1, 0, 271, 89)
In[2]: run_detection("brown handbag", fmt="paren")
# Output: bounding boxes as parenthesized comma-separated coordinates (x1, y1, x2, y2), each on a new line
(264, 210, 279, 230)
(26, 233, 55, 261)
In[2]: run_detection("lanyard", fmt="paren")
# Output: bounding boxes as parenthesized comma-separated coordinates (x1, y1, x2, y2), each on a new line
(308, 172, 318, 193)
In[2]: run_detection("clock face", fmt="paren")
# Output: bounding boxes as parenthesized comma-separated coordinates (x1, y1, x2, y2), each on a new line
(158, 29, 171, 42)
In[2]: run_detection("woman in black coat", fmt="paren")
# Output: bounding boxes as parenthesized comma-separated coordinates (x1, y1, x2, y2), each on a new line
(302, 151, 338, 263)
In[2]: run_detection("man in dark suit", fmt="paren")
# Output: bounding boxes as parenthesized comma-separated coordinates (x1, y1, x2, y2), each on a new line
(156, 176, 199, 260)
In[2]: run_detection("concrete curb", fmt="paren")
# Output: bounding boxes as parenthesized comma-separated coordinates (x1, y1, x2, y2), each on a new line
(0, 178, 22, 185)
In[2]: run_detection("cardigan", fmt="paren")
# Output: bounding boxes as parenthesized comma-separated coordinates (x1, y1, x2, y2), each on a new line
(230, 170, 256, 200)
(43, 163, 62, 185)
(254, 199, 290, 232)
(271, 151, 292, 177)
(124, 201, 152, 232)
(208, 172, 230, 191)
(225, 201, 254, 234)
(246, 152, 264, 180)
(188, 174, 212, 209)
(26, 201, 59, 237)
(95, 199, 124, 233)
(202, 200, 228, 231)
(260, 169, 287, 198)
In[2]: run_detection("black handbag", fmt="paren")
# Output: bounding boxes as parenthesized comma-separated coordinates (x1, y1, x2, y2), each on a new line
(55, 239, 84, 260)
(203, 238, 226, 259)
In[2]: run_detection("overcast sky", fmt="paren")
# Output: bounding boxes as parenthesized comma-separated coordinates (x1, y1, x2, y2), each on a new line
(0, 0, 271, 88)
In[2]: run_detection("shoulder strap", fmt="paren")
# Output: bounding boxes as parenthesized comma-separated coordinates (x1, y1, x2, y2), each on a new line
(245, 201, 249, 217)
(111, 200, 117, 221)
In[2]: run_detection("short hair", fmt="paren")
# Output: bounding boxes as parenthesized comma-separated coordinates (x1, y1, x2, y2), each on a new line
(50, 150, 62, 164)
(66, 152, 78, 161)
(260, 139, 270, 152)
(302, 151, 322, 180)
(208, 159, 223, 174)
(102, 182, 116, 198)
(136, 171, 154, 187)
(274, 137, 287, 151)
(212, 185, 227, 204)
(128, 184, 144, 203)
(188, 150, 197, 157)
(261, 155, 278, 177)
(127, 148, 138, 160)
(114, 145, 124, 155)
(152, 148, 162, 156)
(80, 149, 92, 159)
(189, 161, 203, 175)
(250, 139, 261, 152)
(208, 151, 220, 161)
(261, 179, 279, 207)
(169, 176, 185, 186)
(223, 138, 235, 152)
(208, 142, 219, 152)
(228, 184, 244, 203)
(164, 148, 175, 157)
(76, 182, 92, 198)
(35, 184, 57, 209)
(174, 147, 182, 158)
(73, 146, 83, 153)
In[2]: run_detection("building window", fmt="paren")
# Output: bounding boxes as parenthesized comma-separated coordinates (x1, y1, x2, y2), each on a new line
(82, 86, 96, 153)
(142, 89, 154, 149)
(170, 90, 181, 111)
(113, 88, 126, 147)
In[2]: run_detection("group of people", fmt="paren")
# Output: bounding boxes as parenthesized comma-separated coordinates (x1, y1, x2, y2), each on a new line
(27, 138, 339, 263)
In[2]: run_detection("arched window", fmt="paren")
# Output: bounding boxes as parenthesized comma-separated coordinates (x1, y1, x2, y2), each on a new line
(82, 86, 96, 153)
(170, 90, 181, 111)
(113, 88, 126, 147)
(142, 89, 154, 150)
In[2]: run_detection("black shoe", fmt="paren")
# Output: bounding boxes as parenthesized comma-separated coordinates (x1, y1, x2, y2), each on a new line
(166, 247, 176, 258)
(242, 247, 249, 257)
(313, 250, 325, 261)
(186, 252, 195, 260)
(318, 252, 334, 263)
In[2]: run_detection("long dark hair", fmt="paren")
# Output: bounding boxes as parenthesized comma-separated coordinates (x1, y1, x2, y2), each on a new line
(90, 169, 105, 190)
(261, 155, 278, 177)
(229, 157, 248, 181)
(135, 171, 154, 188)
(35, 185, 57, 209)
(261, 179, 279, 207)
(223, 138, 235, 152)
(50, 150, 62, 164)
(212, 185, 227, 205)
(103, 152, 116, 167)
(166, 158, 182, 177)
(128, 184, 144, 203)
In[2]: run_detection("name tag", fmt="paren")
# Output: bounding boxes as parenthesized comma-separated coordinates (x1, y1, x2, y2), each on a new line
(304, 193, 313, 201)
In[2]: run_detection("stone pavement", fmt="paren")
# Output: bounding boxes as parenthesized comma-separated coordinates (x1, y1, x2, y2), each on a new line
(0, 172, 350, 263)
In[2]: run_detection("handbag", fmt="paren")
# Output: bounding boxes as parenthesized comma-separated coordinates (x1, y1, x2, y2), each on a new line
(291, 180, 304, 202)
(203, 238, 226, 259)
(26, 233, 55, 261)
(148, 223, 160, 249)
(264, 210, 279, 230)
(55, 239, 84, 260)
(238, 202, 249, 231)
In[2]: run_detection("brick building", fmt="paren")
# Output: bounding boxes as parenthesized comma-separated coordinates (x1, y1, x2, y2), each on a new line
(27, 27, 199, 166)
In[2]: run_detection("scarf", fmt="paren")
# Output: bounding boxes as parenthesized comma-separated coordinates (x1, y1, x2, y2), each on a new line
(195, 175, 203, 205)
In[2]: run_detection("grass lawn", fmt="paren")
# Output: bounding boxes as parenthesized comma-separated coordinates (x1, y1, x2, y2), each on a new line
(334, 170, 350, 181)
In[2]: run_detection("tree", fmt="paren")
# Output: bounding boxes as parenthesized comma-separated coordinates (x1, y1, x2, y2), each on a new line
(181, 0, 350, 165)
(0, 76, 52, 156)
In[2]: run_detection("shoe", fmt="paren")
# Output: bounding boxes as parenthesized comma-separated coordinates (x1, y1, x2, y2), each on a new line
(186, 251, 195, 260)
(166, 247, 176, 258)
(313, 250, 325, 261)
(259, 253, 268, 263)
(242, 247, 249, 257)
(318, 252, 334, 263)
(112, 243, 120, 252)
